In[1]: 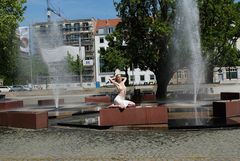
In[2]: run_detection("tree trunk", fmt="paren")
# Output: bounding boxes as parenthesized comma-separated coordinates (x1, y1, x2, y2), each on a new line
(205, 64, 214, 83)
(155, 67, 174, 99)
(155, 75, 170, 99)
(124, 67, 129, 86)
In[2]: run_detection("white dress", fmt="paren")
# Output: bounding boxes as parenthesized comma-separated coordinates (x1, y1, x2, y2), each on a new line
(114, 95, 131, 108)
(111, 77, 133, 108)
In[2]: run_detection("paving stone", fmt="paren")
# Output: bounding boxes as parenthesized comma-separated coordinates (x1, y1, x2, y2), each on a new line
(0, 127, 240, 160)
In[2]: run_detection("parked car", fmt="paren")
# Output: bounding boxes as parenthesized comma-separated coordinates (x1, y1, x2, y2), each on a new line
(23, 85, 32, 91)
(11, 85, 32, 91)
(0, 86, 12, 92)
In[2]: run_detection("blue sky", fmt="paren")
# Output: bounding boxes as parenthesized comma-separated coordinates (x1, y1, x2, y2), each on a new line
(21, 0, 118, 26)
(21, 0, 240, 26)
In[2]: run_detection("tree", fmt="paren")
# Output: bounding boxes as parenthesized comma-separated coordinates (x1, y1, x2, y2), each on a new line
(0, 0, 26, 84)
(113, 0, 176, 98)
(31, 54, 49, 84)
(66, 52, 83, 75)
(199, 0, 240, 82)
(112, 0, 240, 98)
(100, 33, 131, 85)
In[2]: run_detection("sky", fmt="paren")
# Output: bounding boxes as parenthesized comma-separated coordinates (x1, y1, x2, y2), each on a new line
(20, 0, 240, 27)
(20, 0, 118, 26)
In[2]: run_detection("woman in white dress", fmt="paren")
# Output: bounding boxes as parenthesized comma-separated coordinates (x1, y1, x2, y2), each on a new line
(109, 74, 135, 109)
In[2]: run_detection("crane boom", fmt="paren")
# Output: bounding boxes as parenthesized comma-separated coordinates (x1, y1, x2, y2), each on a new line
(46, 0, 64, 22)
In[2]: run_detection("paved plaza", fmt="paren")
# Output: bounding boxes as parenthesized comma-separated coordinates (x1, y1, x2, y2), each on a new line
(0, 126, 240, 160)
(0, 85, 240, 160)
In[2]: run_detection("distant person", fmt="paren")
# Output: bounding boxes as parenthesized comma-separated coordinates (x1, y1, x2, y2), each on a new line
(109, 74, 135, 109)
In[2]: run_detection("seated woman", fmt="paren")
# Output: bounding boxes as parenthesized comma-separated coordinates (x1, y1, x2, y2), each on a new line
(109, 74, 135, 109)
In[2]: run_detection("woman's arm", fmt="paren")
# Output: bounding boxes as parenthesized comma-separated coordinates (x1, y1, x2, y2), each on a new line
(122, 77, 127, 83)
(109, 77, 115, 83)
(109, 77, 118, 86)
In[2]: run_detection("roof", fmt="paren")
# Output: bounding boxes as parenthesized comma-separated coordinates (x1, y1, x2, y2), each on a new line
(94, 18, 121, 32)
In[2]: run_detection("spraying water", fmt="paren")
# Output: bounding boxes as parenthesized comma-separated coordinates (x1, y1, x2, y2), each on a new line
(173, 0, 205, 103)
(33, 21, 68, 108)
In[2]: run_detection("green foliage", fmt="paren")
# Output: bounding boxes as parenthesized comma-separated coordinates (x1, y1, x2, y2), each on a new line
(66, 52, 83, 75)
(31, 54, 49, 77)
(111, 0, 176, 98)
(100, 34, 130, 72)
(0, 0, 26, 40)
(0, 0, 26, 85)
(198, 0, 240, 82)
(14, 54, 48, 84)
(15, 56, 32, 84)
(199, 0, 240, 67)
(112, 0, 240, 97)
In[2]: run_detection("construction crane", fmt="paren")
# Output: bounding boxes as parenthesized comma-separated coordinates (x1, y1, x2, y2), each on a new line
(46, 0, 65, 22)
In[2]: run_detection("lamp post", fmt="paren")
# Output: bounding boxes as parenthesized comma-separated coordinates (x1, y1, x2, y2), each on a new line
(29, 24, 33, 85)
(79, 35, 83, 86)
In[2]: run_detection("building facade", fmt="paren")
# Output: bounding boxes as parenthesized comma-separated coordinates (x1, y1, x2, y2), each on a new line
(212, 38, 240, 84)
(213, 67, 240, 83)
(94, 19, 120, 86)
(169, 68, 190, 85)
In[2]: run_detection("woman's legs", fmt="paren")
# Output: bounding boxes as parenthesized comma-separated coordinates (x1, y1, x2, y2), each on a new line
(114, 95, 136, 109)
(127, 101, 135, 107)
(114, 95, 126, 109)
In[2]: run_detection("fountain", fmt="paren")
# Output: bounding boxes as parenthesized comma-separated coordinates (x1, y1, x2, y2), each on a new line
(0, 94, 23, 110)
(37, 1, 240, 130)
(171, 0, 206, 126)
(13, 1, 240, 130)
(0, 93, 48, 129)
(33, 21, 77, 109)
(173, 0, 205, 103)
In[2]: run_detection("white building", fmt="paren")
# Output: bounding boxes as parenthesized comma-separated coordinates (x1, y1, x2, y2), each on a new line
(126, 68, 156, 85)
(212, 38, 240, 84)
(213, 67, 240, 83)
(94, 19, 156, 87)
(237, 38, 240, 50)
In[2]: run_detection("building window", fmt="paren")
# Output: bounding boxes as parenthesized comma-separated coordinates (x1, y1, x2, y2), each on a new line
(66, 35, 71, 41)
(100, 37, 104, 43)
(82, 22, 89, 31)
(67, 34, 75, 42)
(99, 47, 105, 54)
(130, 75, 135, 81)
(184, 71, 187, 78)
(74, 34, 79, 40)
(74, 23, 80, 31)
(177, 71, 182, 79)
(226, 68, 238, 79)
(85, 46, 90, 52)
(173, 73, 177, 79)
(140, 75, 145, 81)
(108, 27, 114, 34)
(82, 33, 89, 39)
(150, 75, 155, 80)
(101, 77, 105, 83)
(100, 57, 111, 72)
(65, 24, 71, 32)
(98, 28, 105, 34)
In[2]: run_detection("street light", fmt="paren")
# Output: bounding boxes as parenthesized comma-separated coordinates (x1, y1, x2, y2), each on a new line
(79, 35, 83, 86)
